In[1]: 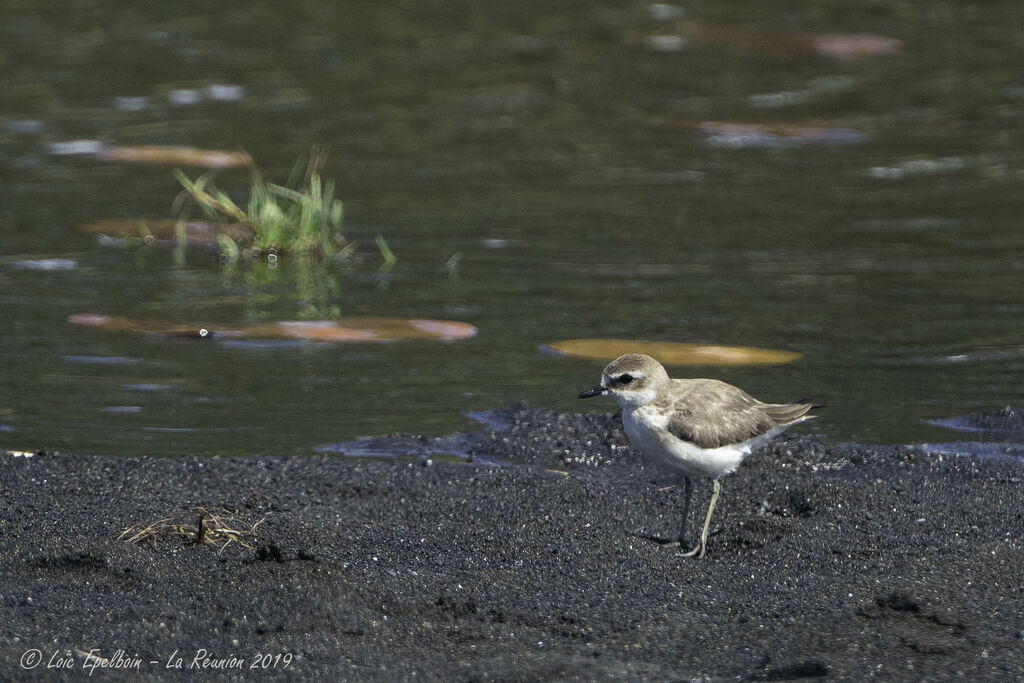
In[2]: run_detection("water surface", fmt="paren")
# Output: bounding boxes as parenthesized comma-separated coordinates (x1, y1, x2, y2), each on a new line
(2, 2, 1024, 456)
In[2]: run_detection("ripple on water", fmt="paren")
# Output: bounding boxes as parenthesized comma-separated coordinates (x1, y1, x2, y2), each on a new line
(141, 426, 248, 433)
(216, 339, 319, 350)
(11, 259, 78, 271)
(313, 409, 513, 465)
(62, 355, 142, 365)
(927, 406, 1024, 436)
(919, 442, 1024, 465)
(123, 383, 173, 391)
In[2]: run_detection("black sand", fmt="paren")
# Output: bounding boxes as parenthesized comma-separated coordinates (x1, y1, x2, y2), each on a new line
(2, 405, 1023, 680)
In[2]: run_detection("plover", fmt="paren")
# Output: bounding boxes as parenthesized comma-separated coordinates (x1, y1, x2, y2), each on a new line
(578, 353, 815, 558)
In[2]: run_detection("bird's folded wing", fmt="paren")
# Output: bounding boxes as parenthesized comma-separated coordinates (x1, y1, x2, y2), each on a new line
(663, 379, 796, 449)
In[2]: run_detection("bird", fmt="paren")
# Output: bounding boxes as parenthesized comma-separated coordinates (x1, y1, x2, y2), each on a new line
(578, 353, 815, 558)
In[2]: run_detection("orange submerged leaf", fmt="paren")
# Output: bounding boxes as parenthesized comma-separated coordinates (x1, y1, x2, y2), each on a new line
(97, 146, 254, 168)
(69, 315, 477, 343)
(77, 219, 225, 246)
(544, 339, 801, 366)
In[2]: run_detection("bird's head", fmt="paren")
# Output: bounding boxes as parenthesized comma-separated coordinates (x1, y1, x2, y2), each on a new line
(577, 353, 669, 408)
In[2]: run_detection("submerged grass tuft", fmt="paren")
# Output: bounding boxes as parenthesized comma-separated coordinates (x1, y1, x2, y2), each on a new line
(174, 149, 396, 271)
(174, 148, 347, 260)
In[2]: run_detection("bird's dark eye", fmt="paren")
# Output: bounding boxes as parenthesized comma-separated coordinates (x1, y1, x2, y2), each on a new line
(618, 374, 634, 385)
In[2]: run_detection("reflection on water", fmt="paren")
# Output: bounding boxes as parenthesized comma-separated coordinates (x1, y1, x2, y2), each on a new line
(2, 2, 1024, 456)
(921, 443, 1024, 465)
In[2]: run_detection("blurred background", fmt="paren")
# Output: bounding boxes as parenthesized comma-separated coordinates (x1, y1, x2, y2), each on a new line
(2, 1, 1023, 457)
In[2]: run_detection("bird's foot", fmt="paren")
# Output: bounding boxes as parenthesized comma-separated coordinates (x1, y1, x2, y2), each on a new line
(677, 539, 705, 558)
(650, 536, 704, 557)
(638, 535, 705, 558)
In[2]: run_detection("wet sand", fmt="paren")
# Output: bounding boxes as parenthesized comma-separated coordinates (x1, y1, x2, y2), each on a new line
(2, 405, 1022, 680)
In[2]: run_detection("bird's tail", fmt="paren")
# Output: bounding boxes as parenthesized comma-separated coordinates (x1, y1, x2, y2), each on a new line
(765, 400, 816, 425)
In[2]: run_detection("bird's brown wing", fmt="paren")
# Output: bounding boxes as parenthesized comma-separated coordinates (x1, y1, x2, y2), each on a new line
(663, 379, 811, 449)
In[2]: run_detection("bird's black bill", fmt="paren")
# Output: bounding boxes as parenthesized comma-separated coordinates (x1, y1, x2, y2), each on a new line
(577, 385, 607, 399)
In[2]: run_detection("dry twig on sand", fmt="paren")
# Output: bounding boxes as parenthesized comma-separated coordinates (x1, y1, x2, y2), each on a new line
(119, 507, 265, 554)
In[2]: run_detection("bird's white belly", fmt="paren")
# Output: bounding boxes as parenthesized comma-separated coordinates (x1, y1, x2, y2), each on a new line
(622, 406, 756, 479)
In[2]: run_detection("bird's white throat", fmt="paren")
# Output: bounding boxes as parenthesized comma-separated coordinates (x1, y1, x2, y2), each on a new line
(611, 386, 658, 408)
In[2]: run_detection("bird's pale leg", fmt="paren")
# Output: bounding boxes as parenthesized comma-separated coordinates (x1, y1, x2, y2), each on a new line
(679, 479, 721, 558)
(695, 479, 721, 559)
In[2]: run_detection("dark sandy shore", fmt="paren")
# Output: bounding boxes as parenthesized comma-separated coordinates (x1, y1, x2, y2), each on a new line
(2, 405, 1023, 680)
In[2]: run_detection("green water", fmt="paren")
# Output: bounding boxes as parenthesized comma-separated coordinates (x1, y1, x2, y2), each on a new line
(2, 2, 1024, 456)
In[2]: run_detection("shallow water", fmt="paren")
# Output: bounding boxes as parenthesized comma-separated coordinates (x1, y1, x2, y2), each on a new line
(2, 2, 1024, 456)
